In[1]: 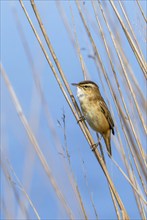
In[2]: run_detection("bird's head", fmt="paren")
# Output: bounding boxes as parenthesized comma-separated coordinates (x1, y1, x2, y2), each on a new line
(72, 80, 99, 99)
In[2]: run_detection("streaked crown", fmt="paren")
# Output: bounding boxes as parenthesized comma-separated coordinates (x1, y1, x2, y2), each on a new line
(72, 80, 98, 89)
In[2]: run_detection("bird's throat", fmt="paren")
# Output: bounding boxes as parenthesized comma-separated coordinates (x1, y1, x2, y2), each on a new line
(77, 87, 86, 101)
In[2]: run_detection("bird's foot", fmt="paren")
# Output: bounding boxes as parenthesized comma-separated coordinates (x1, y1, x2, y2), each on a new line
(91, 135, 102, 151)
(77, 115, 85, 124)
(96, 133, 102, 143)
(91, 143, 98, 151)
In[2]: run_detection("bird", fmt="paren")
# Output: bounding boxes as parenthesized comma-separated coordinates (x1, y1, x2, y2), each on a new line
(72, 80, 114, 156)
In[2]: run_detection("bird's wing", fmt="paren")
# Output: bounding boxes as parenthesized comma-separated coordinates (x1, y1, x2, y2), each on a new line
(99, 99, 115, 135)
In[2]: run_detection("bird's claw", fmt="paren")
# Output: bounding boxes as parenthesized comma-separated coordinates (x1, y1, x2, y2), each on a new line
(91, 143, 98, 151)
(77, 116, 85, 124)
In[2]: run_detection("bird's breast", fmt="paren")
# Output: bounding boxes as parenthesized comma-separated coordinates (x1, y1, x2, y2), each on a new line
(80, 98, 110, 134)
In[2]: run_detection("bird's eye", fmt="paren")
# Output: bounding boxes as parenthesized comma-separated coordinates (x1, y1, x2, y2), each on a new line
(84, 85, 89, 89)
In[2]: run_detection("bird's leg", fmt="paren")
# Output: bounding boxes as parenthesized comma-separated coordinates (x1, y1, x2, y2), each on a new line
(97, 134, 102, 145)
(96, 133, 106, 163)
(91, 143, 98, 151)
(91, 133, 102, 151)
(77, 115, 85, 124)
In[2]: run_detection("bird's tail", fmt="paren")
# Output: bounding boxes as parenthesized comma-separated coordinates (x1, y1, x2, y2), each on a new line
(103, 130, 112, 157)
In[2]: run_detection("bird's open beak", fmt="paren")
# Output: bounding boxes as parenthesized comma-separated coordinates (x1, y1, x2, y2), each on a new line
(71, 83, 78, 86)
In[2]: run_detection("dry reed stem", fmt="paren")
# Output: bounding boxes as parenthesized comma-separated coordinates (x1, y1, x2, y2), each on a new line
(75, 185, 88, 220)
(127, 157, 146, 219)
(118, 43, 145, 111)
(12, 8, 42, 213)
(15, 2, 93, 218)
(62, 115, 89, 220)
(111, 36, 147, 190)
(80, 157, 100, 220)
(24, 0, 93, 145)
(58, 116, 89, 219)
(12, 8, 89, 219)
(20, 0, 92, 147)
(69, 2, 89, 80)
(136, 0, 147, 23)
(21, 0, 130, 218)
(118, 0, 144, 59)
(116, 38, 146, 135)
(82, 0, 146, 183)
(97, 0, 146, 165)
(1, 198, 9, 219)
(1, 159, 28, 219)
(0, 64, 75, 220)
(1, 158, 41, 220)
(92, 0, 146, 195)
(118, 103, 147, 217)
(109, 0, 146, 78)
(56, 1, 90, 79)
(109, 154, 146, 205)
(80, 2, 146, 216)
(115, 95, 147, 183)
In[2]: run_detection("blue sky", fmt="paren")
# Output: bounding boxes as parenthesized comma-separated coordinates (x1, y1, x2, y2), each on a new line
(1, 1, 146, 219)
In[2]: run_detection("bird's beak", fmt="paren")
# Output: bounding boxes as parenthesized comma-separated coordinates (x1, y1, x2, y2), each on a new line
(71, 83, 78, 87)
